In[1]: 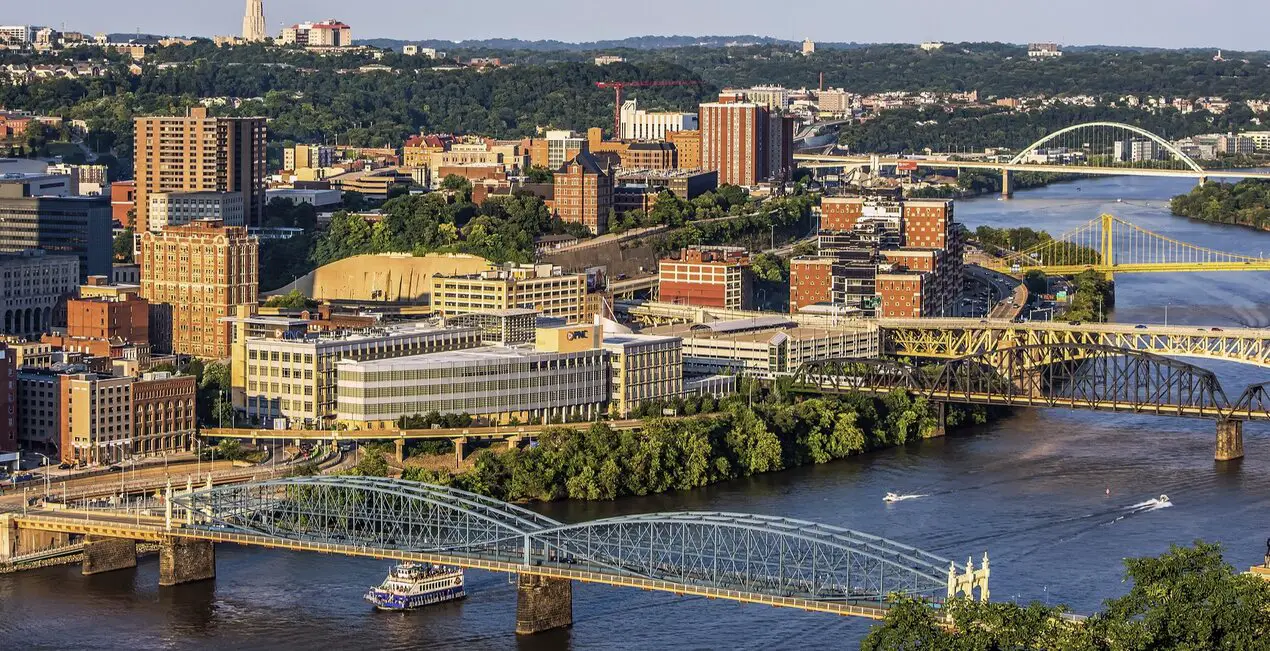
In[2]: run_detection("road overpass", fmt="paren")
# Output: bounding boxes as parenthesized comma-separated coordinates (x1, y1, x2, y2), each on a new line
(1, 477, 990, 634)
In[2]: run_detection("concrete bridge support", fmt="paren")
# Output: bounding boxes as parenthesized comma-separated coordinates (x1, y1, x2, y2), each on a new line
(452, 437, 468, 467)
(159, 537, 215, 586)
(930, 402, 947, 438)
(1215, 419, 1244, 462)
(1001, 169, 1013, 197)
(394, 439, 406, 464)
(81, 535, 137, 575)
(515, 574, 573, 635)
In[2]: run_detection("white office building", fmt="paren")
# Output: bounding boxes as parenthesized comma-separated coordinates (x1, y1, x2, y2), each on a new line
(619, 99, 699, 141)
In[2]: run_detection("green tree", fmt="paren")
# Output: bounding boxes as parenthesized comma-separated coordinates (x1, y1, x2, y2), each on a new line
(113, 227, 135, 263)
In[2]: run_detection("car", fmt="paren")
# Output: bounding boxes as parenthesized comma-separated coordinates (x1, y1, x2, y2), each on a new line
(1135, 324, 1148, 330)
(107, 465, 122, 472)
(1068, 320, 1082, 325)
(1211, 327, 1224, 332)
(57, 462, 72, 469)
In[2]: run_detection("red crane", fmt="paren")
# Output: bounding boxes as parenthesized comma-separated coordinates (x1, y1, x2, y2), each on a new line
(595, 80, 702, 138)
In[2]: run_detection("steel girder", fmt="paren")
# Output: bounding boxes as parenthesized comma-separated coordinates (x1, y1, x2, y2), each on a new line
(172, 476, 954, 602)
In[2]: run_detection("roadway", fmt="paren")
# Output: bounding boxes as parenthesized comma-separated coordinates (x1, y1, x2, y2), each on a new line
(200, 420, 648, 442)
(792, 154, 1270, 180)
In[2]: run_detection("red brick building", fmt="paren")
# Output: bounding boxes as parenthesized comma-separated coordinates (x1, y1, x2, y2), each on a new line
(820, 196, 866, 232)
(699, 92, 794, 186)
(553, 152, 613, 235)
(65, 292, 149, 344)
(789, 257, 835, 313)
(901, 199, 954, 249)
(132, 372, 196, 455)
(659, 246, 753, 310)
(0, 345, 14, 453)
(876, 272, 934, 318)
(110, 181, 136, 228)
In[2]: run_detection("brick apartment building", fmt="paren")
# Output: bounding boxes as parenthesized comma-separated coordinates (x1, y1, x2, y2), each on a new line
(133, 107, 266, 233)
(553, 152, 613, 235)
(699, 93, 794, 186)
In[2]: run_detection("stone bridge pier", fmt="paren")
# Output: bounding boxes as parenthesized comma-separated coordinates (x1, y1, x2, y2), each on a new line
(160, 537, 216, 585)
(515, 574, 572, 635)
(82, 535, 137, 575)
(1216, 419, 1244, 462)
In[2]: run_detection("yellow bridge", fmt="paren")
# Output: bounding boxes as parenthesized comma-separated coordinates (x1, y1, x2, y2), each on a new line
(981, 214, 1270, 276)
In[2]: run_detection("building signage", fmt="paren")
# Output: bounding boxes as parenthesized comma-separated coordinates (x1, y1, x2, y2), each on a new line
(565, 330, 589, 341)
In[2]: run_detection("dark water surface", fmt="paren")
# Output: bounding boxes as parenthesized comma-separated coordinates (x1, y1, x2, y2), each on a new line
(3, 176, 1268, 649)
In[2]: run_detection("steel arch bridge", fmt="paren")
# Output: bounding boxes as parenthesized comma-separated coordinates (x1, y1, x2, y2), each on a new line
(978, 213, 1270, 275)
(170, 476, 970, 614)
(1009, 121, 1205, 172)
(791, 343, 1270, 422)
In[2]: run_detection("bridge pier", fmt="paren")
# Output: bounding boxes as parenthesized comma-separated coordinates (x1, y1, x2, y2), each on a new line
(81, 535, 137, 575)
(515, 574, 573, 635)
(452, 437, 467, 467)
(929, 402, 947, 438)
(1000, 169, 1013, 198)
(1216, 419, 1245, 461)
(159, 537, 215, 586)
(394, 439, 406, 464)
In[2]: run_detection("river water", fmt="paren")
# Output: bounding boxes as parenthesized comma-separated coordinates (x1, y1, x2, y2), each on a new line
(3, 176, 1269, 650)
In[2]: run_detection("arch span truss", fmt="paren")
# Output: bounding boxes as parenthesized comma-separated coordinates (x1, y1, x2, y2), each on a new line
(1009, 121, 1205, 172)
(172, 476, 955, 602)
(793, 343, 1268, 420)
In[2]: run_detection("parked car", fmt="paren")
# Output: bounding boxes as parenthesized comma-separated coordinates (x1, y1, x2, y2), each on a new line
(1135, 324, 1148, 330)
(107, 465, 122, 472)
(1068, 320, 1082, 326)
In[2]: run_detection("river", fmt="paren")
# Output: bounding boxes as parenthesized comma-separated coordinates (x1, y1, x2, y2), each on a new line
(3, 176, 1269, 650)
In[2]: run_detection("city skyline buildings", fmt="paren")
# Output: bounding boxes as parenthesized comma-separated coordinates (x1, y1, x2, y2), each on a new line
(4, 0, 1270, 50)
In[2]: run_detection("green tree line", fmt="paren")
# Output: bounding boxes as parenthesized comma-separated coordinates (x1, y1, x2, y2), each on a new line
(401, 385, 994, 502)
(1170, 179, 1270, 231)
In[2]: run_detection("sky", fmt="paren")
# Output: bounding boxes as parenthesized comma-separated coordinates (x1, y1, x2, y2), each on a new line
(10, 0, 1270, 50)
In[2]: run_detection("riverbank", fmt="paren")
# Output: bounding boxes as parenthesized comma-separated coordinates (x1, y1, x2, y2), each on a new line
(1169, 178, 1270, 232)
(388, 388, 1002, 503)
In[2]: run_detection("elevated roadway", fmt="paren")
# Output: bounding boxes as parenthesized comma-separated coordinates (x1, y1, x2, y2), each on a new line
(793, 153, 1270, 181)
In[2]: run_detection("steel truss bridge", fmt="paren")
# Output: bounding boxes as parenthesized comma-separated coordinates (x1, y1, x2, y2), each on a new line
(879, 318, 1270, 369)
(979, 214, 1270, 276)
(794, 121, 1270, 187)
(794, 344, 1269, 421)
(8, 477, 989, 624)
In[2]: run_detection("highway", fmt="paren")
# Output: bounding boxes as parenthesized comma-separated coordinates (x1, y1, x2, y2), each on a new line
(200, 419, 649, 442)
(792, 153, 1270, 180)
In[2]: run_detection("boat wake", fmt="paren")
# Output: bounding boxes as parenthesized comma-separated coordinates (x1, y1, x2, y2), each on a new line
(883, 493, 926, 503)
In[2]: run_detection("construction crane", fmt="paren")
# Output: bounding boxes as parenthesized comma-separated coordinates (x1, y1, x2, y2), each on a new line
(594, 80, 702, 139)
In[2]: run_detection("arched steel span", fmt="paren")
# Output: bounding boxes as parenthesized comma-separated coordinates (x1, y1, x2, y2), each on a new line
(793, 343, 1255, 420)
(1008, 121, 1205, 173)
(172, 476, 953, 601)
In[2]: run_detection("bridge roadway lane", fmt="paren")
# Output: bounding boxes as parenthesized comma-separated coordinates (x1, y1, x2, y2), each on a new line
(792, 154, 1270, 180)
(11, 510, 897, 621)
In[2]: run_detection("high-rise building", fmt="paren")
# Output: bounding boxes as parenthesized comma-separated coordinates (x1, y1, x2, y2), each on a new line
(242, 0, 266, 42)
(139, 221, 258, 358)
(147, 191, 246, 230)
(699, 92, 794, 186)
(619, 99, 698, 141)
(553, 151, 613, 235)
(666, 129, 702, 169)
(60, 372, 134, 465)
(133, 107, 266, 233)
(544, 130, 587, 170)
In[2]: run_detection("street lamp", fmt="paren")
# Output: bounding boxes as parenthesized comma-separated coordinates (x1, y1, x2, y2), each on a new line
(33, 452, 51, 499)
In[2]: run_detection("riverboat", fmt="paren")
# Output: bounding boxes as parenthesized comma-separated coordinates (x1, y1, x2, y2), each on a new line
(364, 563, 465, 610)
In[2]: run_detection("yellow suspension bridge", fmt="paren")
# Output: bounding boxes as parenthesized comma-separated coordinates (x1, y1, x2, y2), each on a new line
(980, 214, 1270, 276)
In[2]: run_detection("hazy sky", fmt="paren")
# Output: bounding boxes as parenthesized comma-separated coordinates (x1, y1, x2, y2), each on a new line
(11, 0, 1270, 49)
